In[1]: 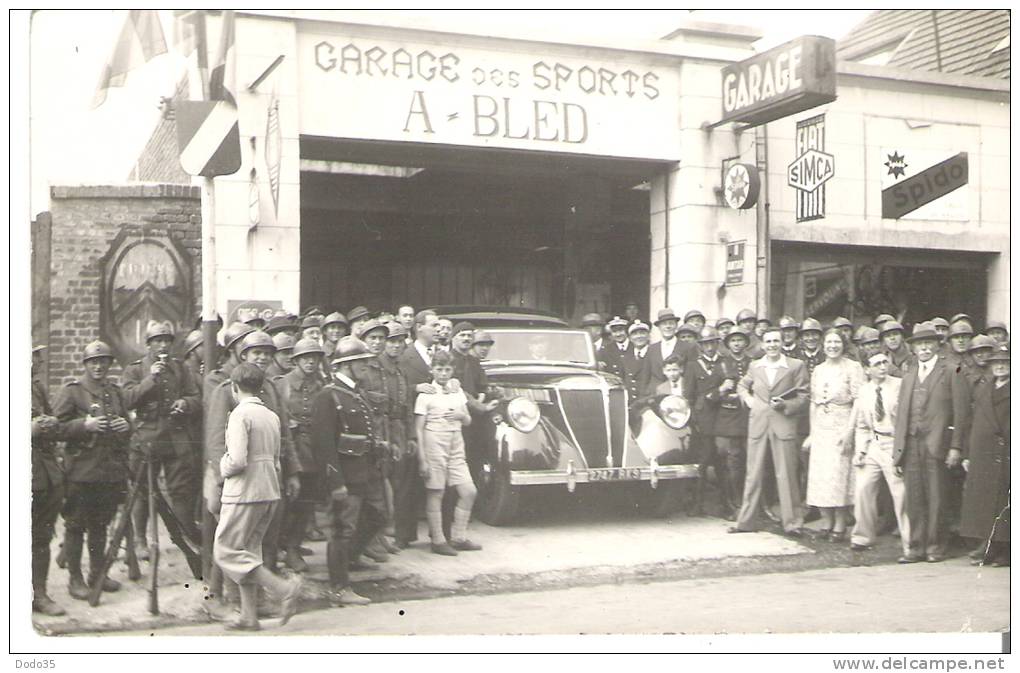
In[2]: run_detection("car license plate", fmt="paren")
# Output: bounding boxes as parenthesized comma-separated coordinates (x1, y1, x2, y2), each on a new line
(587, 467, 643, 482)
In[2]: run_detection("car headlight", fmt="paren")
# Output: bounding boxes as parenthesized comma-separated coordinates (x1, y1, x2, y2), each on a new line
(658, 395, 690, 430)
(506, 397, 541, 433)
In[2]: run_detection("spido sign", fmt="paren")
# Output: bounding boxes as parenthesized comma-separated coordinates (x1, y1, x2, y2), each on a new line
(720, 36, 837, 128)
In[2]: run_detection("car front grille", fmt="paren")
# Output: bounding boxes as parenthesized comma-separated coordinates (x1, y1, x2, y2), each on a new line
(557, 388, 624, 469)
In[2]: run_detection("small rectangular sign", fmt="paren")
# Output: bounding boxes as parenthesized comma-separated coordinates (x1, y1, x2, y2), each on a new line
(725, 240, 746, 286)
(881, 152, 969, 220)
(720, 35, 837, 128)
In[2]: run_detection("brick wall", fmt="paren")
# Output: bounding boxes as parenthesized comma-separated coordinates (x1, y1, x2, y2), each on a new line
(43, 184, 201, 390)
(131, 115, 191, 185)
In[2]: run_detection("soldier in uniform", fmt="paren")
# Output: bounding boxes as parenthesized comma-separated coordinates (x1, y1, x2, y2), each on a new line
(735, 308, 765, 360)
(266, 333, 295, 378)
(380, 322, 415, 544)
(350, 320, 395, 565)
(300, 314, 324, 344)
(311, 337, 387, 606)
(677, 322, 699, 347)
(754, 317, 772, 344)
(54, 341, 133, 600)
(986, 320, 1009, 347)
(873, 313, 896, 332)
(121, 321, 202, 554)
(833, 317, 857, 361)
(347, 306, 372, 341)
(856, 328, 885, 370)
(715, 317, 735, 358)
(597, 316, 631, 380)
(266, 314, 300, 339)
(181, 330, 206, 525)
(778, 316, 801, 359)
(622, 321, 652, 403)
(881, 321, 913, 375)
(798, 318, 825, 376)
(471, 330, 495, 361)
(32, 345, 66, 615)
(322, 312, 349, 360)
(683, 326, 726, 517)
(274, 337, 326, 573)
(945, 321, 975, 374)
(715, 327, 753, 519)
(684, 309, 707, 334)
(930, 317, 951, 351)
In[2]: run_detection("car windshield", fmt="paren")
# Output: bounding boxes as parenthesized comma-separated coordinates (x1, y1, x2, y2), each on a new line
(483, 329, 594, 366)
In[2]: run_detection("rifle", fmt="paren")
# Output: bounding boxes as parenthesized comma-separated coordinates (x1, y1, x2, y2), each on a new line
(88, 460, 146, 606)
(148, 459, 159, 615)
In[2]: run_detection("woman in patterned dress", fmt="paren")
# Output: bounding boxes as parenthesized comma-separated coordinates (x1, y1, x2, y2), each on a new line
(804, 329, 865, 541)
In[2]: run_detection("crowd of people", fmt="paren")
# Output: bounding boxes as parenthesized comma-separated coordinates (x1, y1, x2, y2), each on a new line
(30, 300, 1010, 630)
(590, 302, 1010, 570)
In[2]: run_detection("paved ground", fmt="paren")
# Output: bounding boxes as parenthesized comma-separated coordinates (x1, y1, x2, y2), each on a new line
(119, 558, 1009, 636)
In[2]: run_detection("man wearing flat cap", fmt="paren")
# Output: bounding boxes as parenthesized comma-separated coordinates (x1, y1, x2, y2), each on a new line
(581, 313, 605, 352)
(893, 322, 970, 563)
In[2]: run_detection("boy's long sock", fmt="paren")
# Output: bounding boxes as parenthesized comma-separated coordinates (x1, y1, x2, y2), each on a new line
(451, 505, 472, 542)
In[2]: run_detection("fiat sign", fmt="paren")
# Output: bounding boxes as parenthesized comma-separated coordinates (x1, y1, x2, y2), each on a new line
(787, 149, 835, 192)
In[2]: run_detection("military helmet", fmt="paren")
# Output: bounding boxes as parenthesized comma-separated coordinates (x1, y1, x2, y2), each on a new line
(145, 320, 175, 342)
(82, 340, 114, 362)
(950, 313, 973, 327)
(223, 322, 257, 350)
(967, 334, 998, 352)
(183, 330, 204, 354)
(683, 309, 705, 323)
(986, 320, 1008, 334)
(986, 347, 1010, 363)
(724, 326, 750, 345)
(948, 321, 974, 338)
(330, 336, 375, 365)
(239, 331, 277, 355)
(880, 321, 905, 336)
(323, 312, 349, 328)
(832, 317, 853, 330)
(800, 318, 822, 334)
(873, 313, 896, 327)
(266, 315, 297, 335)
(301, 314, 324, 330)
(735, 308, 756, 324)
(581, 312, 603, 327)
(677, 322, 699, 337)
(778, 316, 800, 330)
(347, 306, 371, 324)
(357, 318, 389, 339)
(272, 333, 296, 352)
(698, 326, 721, 342)
(930, 317, 951, 329)
(715, 317, 735, 329)
(385, 321, 408, 340)
(472, 329, 495, 346)
(291, 337, 325, 358)
(858, 327, 881, 345)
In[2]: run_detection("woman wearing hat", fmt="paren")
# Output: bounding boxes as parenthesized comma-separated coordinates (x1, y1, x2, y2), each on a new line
(960, 348, 1010, 566)
(804, 329, 865, 541)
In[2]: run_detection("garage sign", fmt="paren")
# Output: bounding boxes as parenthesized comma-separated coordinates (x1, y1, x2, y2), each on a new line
(719, 35, 837, 128)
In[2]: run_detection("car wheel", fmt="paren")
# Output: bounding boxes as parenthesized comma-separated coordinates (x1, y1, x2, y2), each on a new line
(476, 462, 520, 526)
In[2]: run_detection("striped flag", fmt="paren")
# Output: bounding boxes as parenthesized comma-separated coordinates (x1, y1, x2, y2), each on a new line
(209, 10, 237, 107)
(265, 92, 282, 218)
(92, 10, 168, 109)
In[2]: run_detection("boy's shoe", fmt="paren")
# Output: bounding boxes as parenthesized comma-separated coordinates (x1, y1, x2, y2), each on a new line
(225, 619, 261, 631)
(332, 586, 371, 606)
(203, 600, 239, 622)
(431, 542, 459, 556)
(450, 539, 482, 551)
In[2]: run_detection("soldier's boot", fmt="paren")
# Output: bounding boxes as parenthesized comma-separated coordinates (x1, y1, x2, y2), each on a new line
(55, 542, 66, 569)
(64, 528, 90, 601)
(326, 539, 349, 588)
(32, 548, 66, 616)
(87, 527, 120, 593)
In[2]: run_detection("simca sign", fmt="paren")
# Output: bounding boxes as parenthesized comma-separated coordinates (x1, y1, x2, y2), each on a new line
(787, 148, 834, 192)
(881, 152, 969, 220)
(227, 299, 284, 325)
(720, 35, 837, 128)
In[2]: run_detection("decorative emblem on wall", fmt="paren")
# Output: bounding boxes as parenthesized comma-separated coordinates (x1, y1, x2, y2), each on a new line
(723, 163, 760, 210)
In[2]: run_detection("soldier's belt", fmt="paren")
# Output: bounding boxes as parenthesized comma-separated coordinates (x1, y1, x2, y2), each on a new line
(337, 433, 371, 456)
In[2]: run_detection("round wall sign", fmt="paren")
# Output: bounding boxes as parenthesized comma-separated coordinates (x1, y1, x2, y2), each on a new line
(723, 163, 760, 209)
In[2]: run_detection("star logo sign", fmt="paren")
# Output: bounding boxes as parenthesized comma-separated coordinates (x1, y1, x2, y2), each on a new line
(885, 151, 908, 179)
(725, 166, 748, 205)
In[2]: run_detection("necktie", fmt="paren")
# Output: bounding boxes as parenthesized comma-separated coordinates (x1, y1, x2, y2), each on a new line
(875, 385, 885, 422)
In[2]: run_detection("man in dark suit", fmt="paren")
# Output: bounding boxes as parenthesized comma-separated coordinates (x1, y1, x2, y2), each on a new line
(892, 322, 971, 563)
(394, 309, 440, 547)
(646, 308, 695, 390)
(728, 329, 809, 537)
(597, 316, 631, 380)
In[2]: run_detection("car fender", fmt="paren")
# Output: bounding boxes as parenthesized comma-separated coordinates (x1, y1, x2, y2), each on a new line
(632, 407, 694, 465)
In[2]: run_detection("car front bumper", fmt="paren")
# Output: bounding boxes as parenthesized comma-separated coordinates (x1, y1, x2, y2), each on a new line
(508, 462, 699, 487)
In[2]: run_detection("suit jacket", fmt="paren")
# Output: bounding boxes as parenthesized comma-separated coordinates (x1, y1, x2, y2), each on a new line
(892, 355, 970, 466)
(738, 356, 810, 441)
(398, 342, 433, 403)
(646, 338, 696, 387)
(598, 340, 631, 380)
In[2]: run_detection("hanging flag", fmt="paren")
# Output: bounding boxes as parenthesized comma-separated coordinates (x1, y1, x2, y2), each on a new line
(265, 92, 282, 219)
(248, 167, 261, 230)
(172, 10, 199, 55)
(92, 10, 168, 109)
(209, 10, 237, 107)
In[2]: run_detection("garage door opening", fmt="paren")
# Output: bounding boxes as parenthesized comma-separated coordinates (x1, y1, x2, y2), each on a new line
(299, 137, 667, 323)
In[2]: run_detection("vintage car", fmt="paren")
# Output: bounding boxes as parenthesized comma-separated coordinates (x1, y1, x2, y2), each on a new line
(432, 307, 698, 524)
